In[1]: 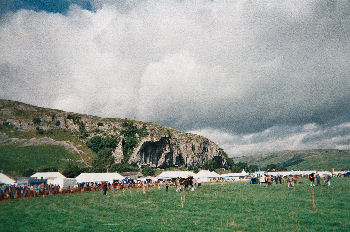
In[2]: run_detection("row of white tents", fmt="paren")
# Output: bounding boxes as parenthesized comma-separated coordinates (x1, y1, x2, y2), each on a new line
(252, 170, 338, 178)
(1, 169, 346, 186)
(157, 170, 223, 182)
(31, 171, 224, 184)
(0, 170, 227, 186)
(0, 172, 127, 186)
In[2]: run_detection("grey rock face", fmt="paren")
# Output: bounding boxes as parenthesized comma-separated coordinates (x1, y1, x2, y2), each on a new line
(112, 140, 124, 163)
(126, 131, 225, 168)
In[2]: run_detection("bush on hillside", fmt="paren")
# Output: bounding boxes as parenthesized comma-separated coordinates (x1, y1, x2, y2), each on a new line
(87, 135, 120, 153)
(175, 154, 185, 166)
(202, 156, 226, 171)
(21, 168, 35, 177)
(87, 136, 103, 153)
(120, 122, 148, 163)
(62, 162, 82, 178)
(203, 160, 217, 171)
(67, 114, 81, 124)
(142, 166, 155, 177)
(188, 165, 199, 173)
(36, 127, 45, 134)
(110, 163, 139, 173)
(33, 117, 41, 125)
(91, 148, 115, 172)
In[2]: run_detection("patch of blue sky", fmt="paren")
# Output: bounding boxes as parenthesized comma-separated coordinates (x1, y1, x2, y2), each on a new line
(0, 0, 94, 16)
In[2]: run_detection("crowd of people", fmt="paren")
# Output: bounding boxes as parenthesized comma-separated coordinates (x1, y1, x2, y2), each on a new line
(0, 183, 62, 201)
(262, 173, 333, 187)
(0, 180, 168, 202)
(308, 173, 332, 187)
(0, 173, 338, 202)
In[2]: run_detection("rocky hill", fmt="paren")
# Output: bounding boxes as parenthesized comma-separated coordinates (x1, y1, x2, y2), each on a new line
(0, 99, 227, 169)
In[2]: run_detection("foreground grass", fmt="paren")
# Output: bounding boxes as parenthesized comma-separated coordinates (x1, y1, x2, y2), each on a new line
(1, 179, 350, 232)
(0, 144, 79, 176)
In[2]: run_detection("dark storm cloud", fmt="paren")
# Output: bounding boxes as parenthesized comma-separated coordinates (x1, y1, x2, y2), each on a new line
(0, 0, 349, 156)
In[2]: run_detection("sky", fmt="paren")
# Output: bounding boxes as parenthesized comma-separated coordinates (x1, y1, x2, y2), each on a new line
(0, 0, 349, 157)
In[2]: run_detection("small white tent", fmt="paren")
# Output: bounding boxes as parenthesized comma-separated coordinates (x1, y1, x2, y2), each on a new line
(222, 169, 250, 181)
(75, 173, 124, 184)
(0, 173, 15, 185)
(31, 172, 66, 185)
(157, 171, 195, 179)
(240, 169, 248, 176)
(194, 170, 221, 182)
(50, 177, 77, 189)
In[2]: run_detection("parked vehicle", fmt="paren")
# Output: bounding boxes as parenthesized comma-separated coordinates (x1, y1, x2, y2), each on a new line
(343, 172, 350, 177)
(250, 177, 260, 184)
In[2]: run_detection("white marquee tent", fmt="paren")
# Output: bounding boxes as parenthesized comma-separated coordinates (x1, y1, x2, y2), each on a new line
(31, 172, 66, 185)
(31, 172, 66, 179)
(50, 177, 77, 189)
(157, 171, 195, 179)
(194, 170, 221, 182)
(0, 173, 15, 185)
(222, 170, 250, 181)
(75, 173, 124, 184)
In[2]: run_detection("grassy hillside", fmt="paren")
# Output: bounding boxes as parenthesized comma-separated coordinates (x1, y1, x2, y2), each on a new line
(0, 144, 80, 177)
(1, 180, 350, 231)
(234, 149, 350, 171)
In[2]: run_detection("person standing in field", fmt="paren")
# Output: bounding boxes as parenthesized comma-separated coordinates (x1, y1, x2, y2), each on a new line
(266, 175, 272, 187)
(325, 175, 332, 187)
(309, 173, 315, 187)
(293, 176, 297, 185)
(316, 174, 321, 186)
(102, 182, 107, 195)
(175, 178, 181, 192)
(287, 175, 294, 188)
(193, 178, 197, 190)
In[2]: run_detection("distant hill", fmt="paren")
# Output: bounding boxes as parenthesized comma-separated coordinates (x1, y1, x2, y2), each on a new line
(233, 149, 350, 171)
(0, 99, 227, 176)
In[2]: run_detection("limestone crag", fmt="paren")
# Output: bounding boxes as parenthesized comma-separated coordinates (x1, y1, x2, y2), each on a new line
(0, 99, 226, 167)
(121, 130, 224, 168)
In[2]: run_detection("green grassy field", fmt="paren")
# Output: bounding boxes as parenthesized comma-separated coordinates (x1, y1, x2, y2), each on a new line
(1, 179, 349, 232)
(0, 144, 79, 176)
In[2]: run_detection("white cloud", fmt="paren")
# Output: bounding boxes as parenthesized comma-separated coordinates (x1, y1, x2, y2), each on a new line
(0, 1, 350, 154)
(190, 122, 350, 157)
